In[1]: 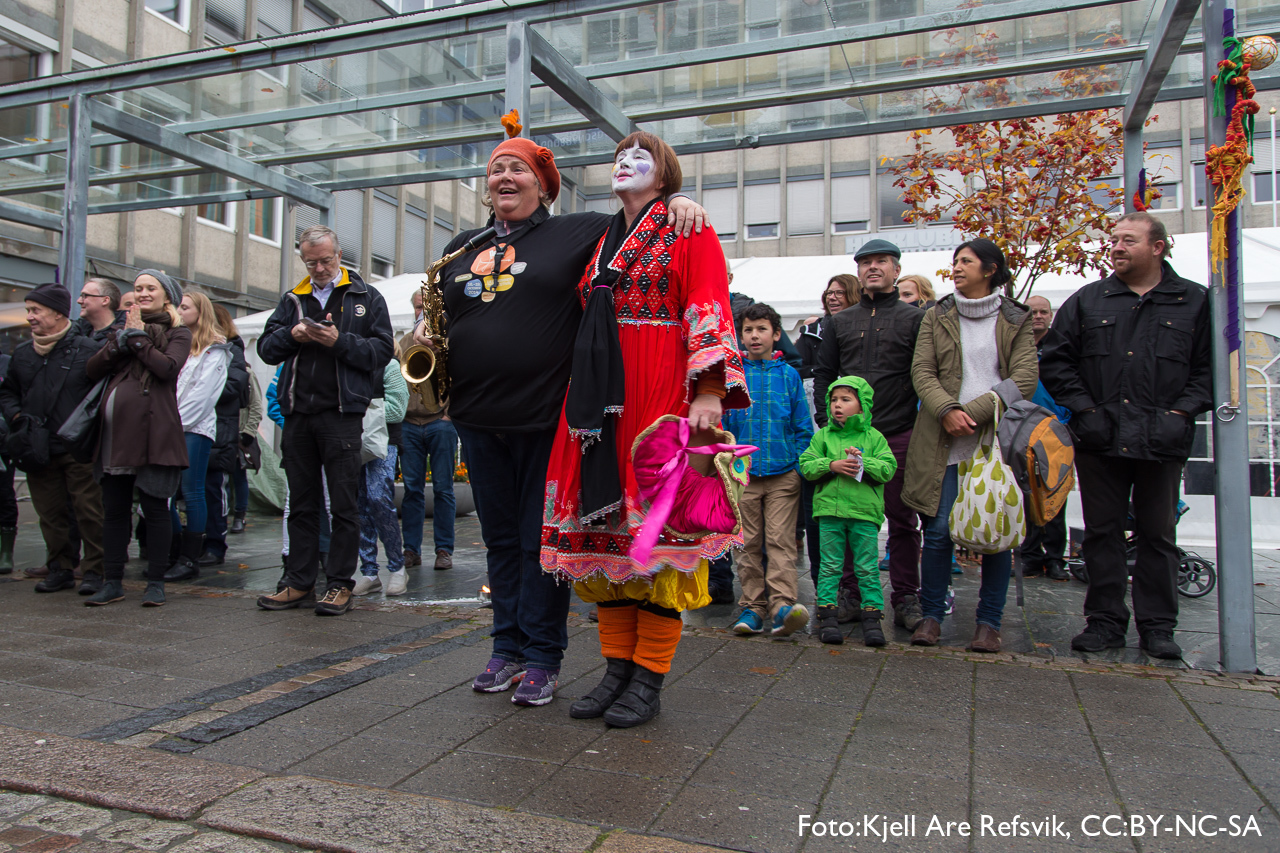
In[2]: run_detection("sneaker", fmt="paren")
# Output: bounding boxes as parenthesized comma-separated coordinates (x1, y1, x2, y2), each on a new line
(1071, 625, 1126, 653)
(893, 594, 924, 631)
(314, 587, 353, 616)
(473, 657, 526, 692)
(352, 574, 382, 596)
(257, 587, 312, 610)
(34, 569, 76, 593)
(951, 557, 963, 575)
(385, 570, 407, 596)
(84, 580, 125, 607)
(878, 554, 890, 572)
(1139, 630, 1182, 660)
(512, 667, 559, 706)
(731, 609, 764, 635)
(771, 603, 809, 637)
(944, 587, 955, 616)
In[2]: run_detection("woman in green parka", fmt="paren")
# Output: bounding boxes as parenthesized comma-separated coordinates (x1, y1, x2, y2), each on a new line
(800, 375, 897, 646)
(901, 239, 1038, 654)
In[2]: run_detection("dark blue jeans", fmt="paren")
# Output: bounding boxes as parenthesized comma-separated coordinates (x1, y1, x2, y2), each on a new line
(204, 467, 230, 557)
(455, 423, 568, 671)
(400, 419, 457, 556)
(919, 464, 1012, 630)
(232, 466, 249, 514)
(171, 432, 213, 535)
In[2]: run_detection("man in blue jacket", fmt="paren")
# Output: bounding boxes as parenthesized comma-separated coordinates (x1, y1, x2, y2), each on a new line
(255, 225, 394, 616)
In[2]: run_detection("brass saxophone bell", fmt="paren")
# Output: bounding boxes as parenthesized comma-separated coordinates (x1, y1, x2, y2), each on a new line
(400, 344, 436, 385)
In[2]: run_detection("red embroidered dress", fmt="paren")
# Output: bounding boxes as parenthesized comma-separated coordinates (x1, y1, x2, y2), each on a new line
(540, 201, 749, 586)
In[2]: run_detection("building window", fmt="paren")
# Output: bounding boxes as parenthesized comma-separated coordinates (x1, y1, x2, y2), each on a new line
(744, 182, 780, 241)
(370, 257, 394, 279)
(247, 197, 280, 243)
(145, 0, 189, 28)
(196, 174, 235, 229)
(0, 40, 47, 157)
(701, 187, 738, 241)
(205, 0, 247, 44)
(787, 179, 824, 236)
(1252, 139, 1277, 205)
(1144, 148, 1182, 211)
(876, 171, 911, 229)
(831, 175, 871, 234)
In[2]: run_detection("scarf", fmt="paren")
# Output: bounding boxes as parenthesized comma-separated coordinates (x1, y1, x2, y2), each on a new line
(116, 310, 177, 391)
(565, 199, 659, 523)
(31, 322, 71, 357)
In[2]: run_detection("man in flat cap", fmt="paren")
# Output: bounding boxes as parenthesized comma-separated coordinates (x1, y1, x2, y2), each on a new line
(813, 239, 926, 634)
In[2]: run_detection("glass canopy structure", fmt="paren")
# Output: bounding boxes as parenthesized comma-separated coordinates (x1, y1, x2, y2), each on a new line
(0, 0, 1276, 286)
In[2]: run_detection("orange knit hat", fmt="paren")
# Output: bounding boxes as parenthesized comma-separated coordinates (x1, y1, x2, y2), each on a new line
(487, 137, 561, 203)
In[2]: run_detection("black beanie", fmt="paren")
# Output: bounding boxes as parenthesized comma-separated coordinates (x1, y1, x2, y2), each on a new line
(26, 282, 70, 317)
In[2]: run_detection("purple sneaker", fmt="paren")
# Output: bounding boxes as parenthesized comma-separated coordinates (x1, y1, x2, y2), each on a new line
(511, 667, 559, 706)
(472, 657, 526, 693)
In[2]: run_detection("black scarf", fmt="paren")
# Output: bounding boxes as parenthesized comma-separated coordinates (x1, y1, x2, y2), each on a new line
(565, 199, 659, 523)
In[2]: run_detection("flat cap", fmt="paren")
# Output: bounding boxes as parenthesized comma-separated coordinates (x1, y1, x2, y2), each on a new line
(853, 238, 902, 261)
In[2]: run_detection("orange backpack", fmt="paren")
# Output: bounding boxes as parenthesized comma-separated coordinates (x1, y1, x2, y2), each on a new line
(994, 380, 1075, 526)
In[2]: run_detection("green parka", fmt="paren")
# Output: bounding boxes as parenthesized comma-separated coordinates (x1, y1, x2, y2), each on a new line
(799, 375, 897, 525)
(901, 294, 1038, 517)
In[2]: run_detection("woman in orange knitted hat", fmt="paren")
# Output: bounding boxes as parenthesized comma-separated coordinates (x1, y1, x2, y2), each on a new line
(414, 130, 708, 709)
(540, 132, 748, 728)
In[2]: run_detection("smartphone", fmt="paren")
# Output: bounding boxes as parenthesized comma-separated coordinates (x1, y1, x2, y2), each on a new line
(302, 317, 334, 328)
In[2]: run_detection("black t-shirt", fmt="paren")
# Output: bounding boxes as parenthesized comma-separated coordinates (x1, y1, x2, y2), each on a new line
(440, 208, 609, 432)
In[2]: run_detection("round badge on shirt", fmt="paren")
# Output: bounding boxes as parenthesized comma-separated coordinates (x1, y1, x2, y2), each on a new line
(464, 279, 483, 298)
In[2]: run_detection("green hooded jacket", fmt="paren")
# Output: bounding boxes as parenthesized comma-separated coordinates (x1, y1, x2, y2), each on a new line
(799, 375, 898, 524)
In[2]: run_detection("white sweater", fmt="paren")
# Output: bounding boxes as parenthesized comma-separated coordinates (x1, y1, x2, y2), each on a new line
(176, 341, 232, 440)
(949, 291, 1003, 466)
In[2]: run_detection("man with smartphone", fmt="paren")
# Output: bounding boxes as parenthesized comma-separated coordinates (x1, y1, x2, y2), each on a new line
(256, 225, 394, 616)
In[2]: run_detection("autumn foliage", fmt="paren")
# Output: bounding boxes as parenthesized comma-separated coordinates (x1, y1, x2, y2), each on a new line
(889, 115, 1127, 301)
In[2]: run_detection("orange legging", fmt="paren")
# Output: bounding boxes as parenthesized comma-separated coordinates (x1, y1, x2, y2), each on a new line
(595, 601, 683, 674)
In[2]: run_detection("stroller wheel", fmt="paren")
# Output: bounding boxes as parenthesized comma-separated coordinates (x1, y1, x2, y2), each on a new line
(1178, 555, 1216, 598)
(1067, 559, 1089, 584)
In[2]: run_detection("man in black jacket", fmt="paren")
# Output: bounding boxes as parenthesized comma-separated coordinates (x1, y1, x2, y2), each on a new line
(813, 239, 926, 632)
(0, 283, 105, 595)
(1040, 212, 1212, 660)
(255, 225, 394, 616)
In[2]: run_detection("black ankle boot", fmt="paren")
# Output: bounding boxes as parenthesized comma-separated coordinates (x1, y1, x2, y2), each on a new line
(861, 608, 886, 647)
(164, 532, 204, 582)
(602, 665, 665, 728)
(570, 658, 635, 719)
(816, 605, 843, 645)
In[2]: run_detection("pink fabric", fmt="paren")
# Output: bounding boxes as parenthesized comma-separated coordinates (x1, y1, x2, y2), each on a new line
(630, 417, 756, 572)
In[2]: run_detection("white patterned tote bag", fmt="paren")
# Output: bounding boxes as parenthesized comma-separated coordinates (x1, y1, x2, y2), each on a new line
(948, 392, 1026, 555)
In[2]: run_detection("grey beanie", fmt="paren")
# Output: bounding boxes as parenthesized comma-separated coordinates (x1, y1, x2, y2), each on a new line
(135, 269, 183, 309)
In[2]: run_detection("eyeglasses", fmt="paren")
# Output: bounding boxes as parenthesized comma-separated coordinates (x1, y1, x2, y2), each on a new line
(77, 291, 107, 300)
(303, 256, 338, 270)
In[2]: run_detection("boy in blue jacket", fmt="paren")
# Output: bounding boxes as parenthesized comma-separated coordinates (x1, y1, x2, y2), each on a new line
(723, 304, 814, 637)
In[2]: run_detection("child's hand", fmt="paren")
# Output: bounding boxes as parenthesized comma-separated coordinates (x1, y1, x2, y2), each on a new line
(830, 458, 859, 477)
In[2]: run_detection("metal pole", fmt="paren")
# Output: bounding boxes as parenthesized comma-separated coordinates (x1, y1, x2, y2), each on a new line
(1271, 107, 1276, 228)
(60, 92, 90, 319)
(1123, 126, 1144, 213)
(1202, 0, 1257, 673)
(505, 22, 532, 138)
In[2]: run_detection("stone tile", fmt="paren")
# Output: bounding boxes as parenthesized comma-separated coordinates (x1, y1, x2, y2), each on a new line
(397, 751, 561, 806)
(825, 766, 969, 817)
(83, 675, 221, 710)
(1190, 700, 1280, 733)
(520, 766, 679, 829)
(652, 785, 811, 853)
(463, 718, 599, 764)
(96, 818, 197, 850)
(1109, 767, 1270, 815)
(268, 697, 401, 734)
(365, 704, 494, 746)
(200, 776, 599, 853)
(168, 830, 289, 853)
(14, 801, 113, 835)
(741, 697, 860, 734)
(286, 734, 448, 787)
(0, 794, 47, 821)
(188, 723, 330, 774)
(593, 831, 726, 853)
(0, 725, 263, 820)
(1176, 682, 1280, 709)
(689, 744, 832, 803)
(973, 753, 1113, 800)
(567, 732, 711, 781)
(1094, 736, 1237, 778)
(599, 710, 739, 749)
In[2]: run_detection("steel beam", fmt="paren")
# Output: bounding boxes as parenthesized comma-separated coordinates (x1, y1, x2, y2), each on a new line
(505, 22, 532, 137)
(87, 101, 332, 210)
(0, 199, 62, 230)
(0, 0, 657, 111)
(525, 24, 637, 142)
(88, 186, 282, 215)
(60, 93, 90, 314)
(1123, 0, 1200, 131)
(1202, 0, 1256, 674)
(1123, 126, 1143, 213)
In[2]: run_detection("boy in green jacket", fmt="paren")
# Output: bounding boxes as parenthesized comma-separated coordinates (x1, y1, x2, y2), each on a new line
(799, 376, 898, 646)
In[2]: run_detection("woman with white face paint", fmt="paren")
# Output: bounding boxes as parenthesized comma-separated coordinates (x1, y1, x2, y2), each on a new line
(540, 132, 749, 728)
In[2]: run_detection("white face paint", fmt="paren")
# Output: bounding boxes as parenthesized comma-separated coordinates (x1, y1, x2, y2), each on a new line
(611, 144, 658, 195)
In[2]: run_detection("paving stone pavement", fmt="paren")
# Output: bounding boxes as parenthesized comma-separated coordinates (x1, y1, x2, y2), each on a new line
(2, 505, 1280, 852)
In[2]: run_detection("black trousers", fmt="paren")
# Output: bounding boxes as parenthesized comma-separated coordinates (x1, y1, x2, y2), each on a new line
(101, 474, 170, 582)
(1075, 451, 1183, 636)
(281, 409, 363, 592)
(1020, 510, 1068, 567)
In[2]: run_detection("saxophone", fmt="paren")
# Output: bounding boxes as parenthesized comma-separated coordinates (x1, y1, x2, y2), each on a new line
(401, 226, 497, 414)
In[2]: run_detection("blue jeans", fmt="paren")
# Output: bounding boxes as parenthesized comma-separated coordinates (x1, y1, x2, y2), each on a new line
(359, 446, 405, 575)
(455, 423, 568, 670)
(400, 419, 457, 556)
(171, 432, 213, 535)
(919, 464, 1012, 630)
